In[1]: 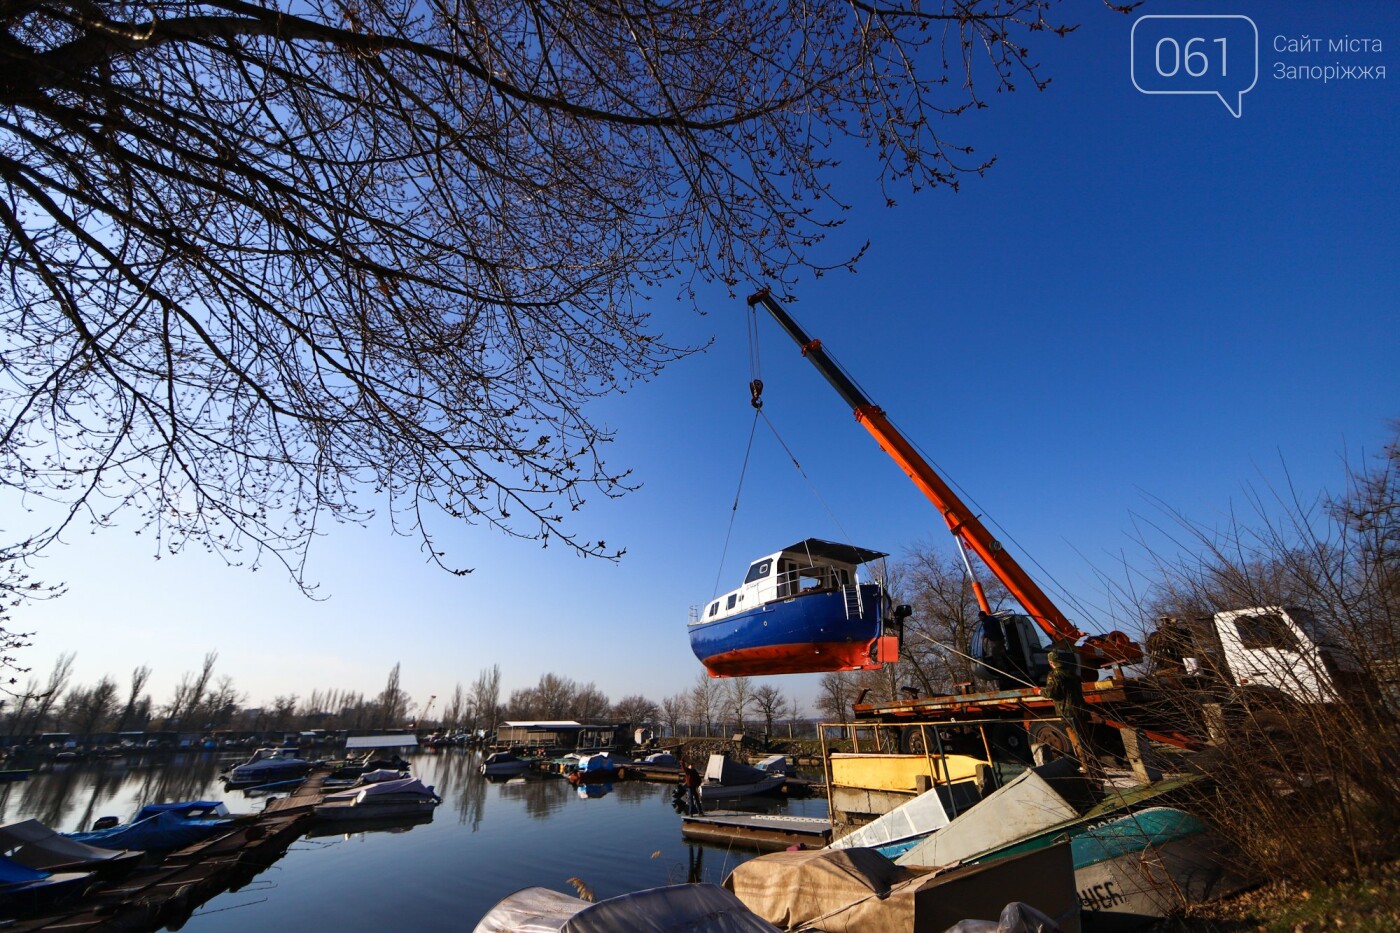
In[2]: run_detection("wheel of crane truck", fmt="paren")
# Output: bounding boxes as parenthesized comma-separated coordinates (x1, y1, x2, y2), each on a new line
(1030, 723, 1073, 764)
(900, 726, 930, 756)
(871, 725, 902, 754)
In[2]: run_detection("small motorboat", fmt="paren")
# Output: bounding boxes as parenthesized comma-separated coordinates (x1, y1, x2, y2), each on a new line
(314, 777, 441, 822)
(698, 754, 785, 801)
(480, 752, 531, 777)
(0, 856, 93, 915)
(474, 882, 779, 932)
(68, 802, 236, 854)
(316, 767, 436, 823)
(224, 747, 312, 786)
(689, 539, 905, 677)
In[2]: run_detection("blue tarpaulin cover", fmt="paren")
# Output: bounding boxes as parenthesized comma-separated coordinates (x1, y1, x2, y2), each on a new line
(69, 811, 231, 853)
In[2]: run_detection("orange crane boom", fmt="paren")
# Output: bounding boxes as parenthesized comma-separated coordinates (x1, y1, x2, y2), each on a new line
(747, 288, 1140, 667)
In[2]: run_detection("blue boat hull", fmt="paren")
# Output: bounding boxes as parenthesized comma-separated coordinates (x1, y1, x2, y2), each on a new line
(689, 586, 894, 677)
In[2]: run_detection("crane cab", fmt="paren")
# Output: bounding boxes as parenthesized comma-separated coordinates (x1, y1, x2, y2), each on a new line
(971, 612, 1054, 689)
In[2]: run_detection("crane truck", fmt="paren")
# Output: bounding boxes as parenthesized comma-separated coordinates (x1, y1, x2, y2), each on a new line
(746, 288, 1365, 761)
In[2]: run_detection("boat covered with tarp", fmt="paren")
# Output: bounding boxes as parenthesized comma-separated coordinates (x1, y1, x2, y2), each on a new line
(699, 754, 784, 800)
(689, 539, 902, 677)
(473, 882, 779, 932)
(315, 777, 441, 822)
(0, 856, 92, 914)
(0, 819, 143, 880)
(68, 807, 235, 853)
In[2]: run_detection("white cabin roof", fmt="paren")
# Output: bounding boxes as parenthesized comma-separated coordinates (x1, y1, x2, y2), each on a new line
(345, 734, 420, 750)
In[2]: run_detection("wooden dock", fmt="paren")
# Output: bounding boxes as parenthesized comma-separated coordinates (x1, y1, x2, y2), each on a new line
(680, 811, 831, 851)
(7, 770, 335, 930)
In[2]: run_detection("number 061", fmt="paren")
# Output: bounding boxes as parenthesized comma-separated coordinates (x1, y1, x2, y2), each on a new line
(1155, 37, 1227, 78)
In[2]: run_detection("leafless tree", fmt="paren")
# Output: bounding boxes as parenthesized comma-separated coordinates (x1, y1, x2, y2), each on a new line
(114, 664, 151, 733)
(1121, 420, 1400, 884)
(570, 681, 610, 722)
(441, 683, 466, 731)
(659, 693, 686, 739)
(750, 684, 789, 737)
(610, 693, 658, 727)
(60, 675, 119, 737)
(891, 542, 1013, 696)
(723, 675, 753, 731)
(817, 671, 857, 724)
(469, 664, 501, 733)
(375, 662, 407, 728)
(164, 650, 217, 727)
(15, 651, 74, 735)
(688, 672, 718, 737)
(0, 0, 1130, 591)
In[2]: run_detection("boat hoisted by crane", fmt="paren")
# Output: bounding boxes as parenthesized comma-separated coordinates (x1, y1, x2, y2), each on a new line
(736, 288, 1141, 686)
(689, 538, 907, 678)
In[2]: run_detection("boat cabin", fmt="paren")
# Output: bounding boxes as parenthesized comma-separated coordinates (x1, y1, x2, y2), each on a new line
(698, 539, 886, 626)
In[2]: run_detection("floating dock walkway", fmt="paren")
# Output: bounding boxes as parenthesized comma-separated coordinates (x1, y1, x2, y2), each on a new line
(8, 770, 334, 930)
(680, 811, 831, 851)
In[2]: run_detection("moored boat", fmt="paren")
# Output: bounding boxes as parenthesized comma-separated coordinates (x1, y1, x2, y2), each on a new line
(224, 747, 312, 786)
(0, 819, 144, 881)
(480, 751, 531, 777)
(68, 803, 236, 854)
(698, 754, 785, 800)
(689, 539, 904, 677)
(315, 777, 441, 822)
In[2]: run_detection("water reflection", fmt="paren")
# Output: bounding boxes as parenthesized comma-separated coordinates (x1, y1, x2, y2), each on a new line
(497, 773, 570, 820)
(0, 750, 828, 930)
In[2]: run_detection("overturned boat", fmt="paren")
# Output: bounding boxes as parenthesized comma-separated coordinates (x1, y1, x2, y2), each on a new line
(690, 539, 905, 677)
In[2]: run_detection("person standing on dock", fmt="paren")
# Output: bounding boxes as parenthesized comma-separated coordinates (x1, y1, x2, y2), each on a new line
(681, 761, 705, 816)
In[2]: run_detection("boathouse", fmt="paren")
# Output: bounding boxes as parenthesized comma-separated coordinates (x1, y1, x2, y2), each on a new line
(495, 721, 627, 752)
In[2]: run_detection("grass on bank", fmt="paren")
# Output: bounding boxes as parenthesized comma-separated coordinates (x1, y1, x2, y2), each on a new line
(1149, 861, 1400, 932)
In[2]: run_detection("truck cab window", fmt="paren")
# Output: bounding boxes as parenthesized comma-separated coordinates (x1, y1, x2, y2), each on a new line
(1234, 613, 1300, 652)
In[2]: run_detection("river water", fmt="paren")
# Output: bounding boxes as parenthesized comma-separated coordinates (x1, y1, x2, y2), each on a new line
(0, 749, 827, 930)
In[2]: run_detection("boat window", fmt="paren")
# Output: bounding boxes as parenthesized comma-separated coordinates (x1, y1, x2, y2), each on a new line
(726, 594, 738, 610)
(744, 560, 773, 584)
(709, 602, 719, 617)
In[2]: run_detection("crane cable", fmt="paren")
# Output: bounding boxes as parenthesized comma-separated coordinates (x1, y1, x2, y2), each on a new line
(708, 307, 773, 601)
(745, 301, 864, 561)
(710, 408, 762, 601)
(711, 307, 865, 599)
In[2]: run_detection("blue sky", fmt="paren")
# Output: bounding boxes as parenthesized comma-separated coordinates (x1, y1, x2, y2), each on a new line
(15, 1, 1398, 719)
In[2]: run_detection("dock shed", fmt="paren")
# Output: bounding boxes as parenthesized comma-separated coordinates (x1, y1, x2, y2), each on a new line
(495, 721, 627, 751)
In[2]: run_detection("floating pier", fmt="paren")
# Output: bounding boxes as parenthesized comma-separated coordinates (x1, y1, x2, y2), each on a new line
(6, 770, 334, 930)
(680, 810, 831, 851)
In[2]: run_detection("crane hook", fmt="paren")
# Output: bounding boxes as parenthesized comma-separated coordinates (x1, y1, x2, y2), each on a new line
(749, 379, 764, 410)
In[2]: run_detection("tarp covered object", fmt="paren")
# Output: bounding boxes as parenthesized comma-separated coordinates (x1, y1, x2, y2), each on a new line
(725, 844, 1080, 933)
(0, 819, 140, 869)
(704, 754, 770, 785)
(473, 882, 779, 932)
(132, 801, 228, 822)
(723, 847, 915, 930)
(69, 810, 231, 853)
(942, 901, 1066, 933)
